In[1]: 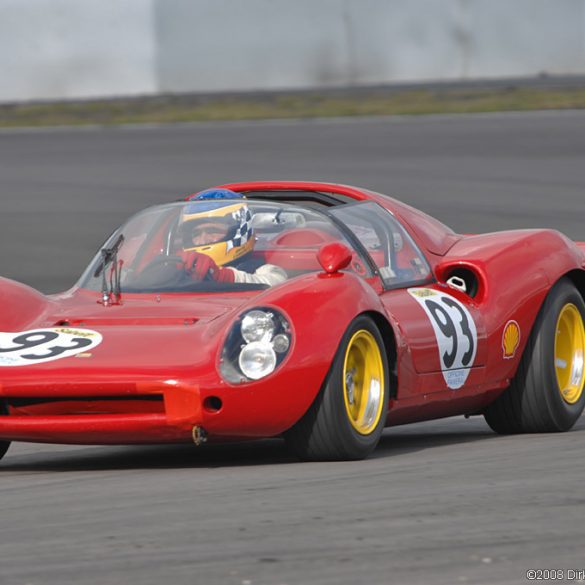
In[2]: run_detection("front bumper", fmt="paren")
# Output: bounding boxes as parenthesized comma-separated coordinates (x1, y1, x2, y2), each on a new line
(0, 413, 193, 444)
(0, 379, 203, 444)
(0, 364, 322, 445)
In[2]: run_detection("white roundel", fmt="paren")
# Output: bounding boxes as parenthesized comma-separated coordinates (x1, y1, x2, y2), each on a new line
(408, 288, 478, 389)
(0, 328, 102, 367)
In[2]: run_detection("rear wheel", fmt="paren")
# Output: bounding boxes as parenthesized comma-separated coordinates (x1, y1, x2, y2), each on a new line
(285, 315, 389, 460)
(484, 278, 585, 433)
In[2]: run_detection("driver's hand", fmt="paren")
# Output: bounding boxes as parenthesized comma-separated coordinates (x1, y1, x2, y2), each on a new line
(181, 251, 234, 282)
(182, 251, 216, 280)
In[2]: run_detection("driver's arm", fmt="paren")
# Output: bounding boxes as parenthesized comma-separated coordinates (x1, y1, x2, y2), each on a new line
(228, 264, 287, 287)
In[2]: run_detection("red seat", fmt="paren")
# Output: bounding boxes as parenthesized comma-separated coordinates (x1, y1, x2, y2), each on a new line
(272, 228, 337, 248)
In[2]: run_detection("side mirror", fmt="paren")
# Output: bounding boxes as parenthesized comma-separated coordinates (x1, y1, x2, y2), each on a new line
(317, 242, 353, 274)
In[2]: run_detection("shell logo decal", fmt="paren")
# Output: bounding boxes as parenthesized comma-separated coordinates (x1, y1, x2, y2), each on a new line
(502, 320, 521, 359)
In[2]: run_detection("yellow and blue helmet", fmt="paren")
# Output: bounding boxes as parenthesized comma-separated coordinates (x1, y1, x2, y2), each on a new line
(181, 197, 255, 266)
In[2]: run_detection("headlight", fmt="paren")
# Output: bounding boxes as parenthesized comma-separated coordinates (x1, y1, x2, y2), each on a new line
(272, 334, 290, 353)
(238, 341, 277, 380)
(220, 308, 292, 383)
(241, 310, 275, 343)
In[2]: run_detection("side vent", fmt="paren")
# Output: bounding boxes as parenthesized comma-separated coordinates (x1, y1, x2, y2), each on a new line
(435, 263, 486, 301)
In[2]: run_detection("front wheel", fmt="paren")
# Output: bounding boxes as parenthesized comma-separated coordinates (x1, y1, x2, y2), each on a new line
(285, 315, 390, 461)
(484, 278, 585, 433)
(0, 441, 9, 462)
(0, 404, 9, 462)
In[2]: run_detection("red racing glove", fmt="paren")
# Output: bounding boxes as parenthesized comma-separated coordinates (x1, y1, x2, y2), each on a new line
(181, 251, 235, 283)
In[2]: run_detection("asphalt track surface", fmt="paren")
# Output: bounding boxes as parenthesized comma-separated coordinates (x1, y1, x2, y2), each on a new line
(1, 111, 585, 585)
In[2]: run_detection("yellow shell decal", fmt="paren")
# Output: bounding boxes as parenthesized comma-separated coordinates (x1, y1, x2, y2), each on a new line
(502, 320, 521, 359)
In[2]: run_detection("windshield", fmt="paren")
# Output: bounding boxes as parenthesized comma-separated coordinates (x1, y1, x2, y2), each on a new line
(79, 201, 366, 294)
(78, 200, 432, 294)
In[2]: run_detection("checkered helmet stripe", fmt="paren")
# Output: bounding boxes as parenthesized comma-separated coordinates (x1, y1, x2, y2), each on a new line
(226, 207, 253, 252)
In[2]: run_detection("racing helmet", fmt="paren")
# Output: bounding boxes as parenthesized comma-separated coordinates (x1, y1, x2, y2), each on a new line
(180, 200, 255, 266)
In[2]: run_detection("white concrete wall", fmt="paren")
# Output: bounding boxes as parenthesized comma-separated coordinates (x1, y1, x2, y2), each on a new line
(0, 0, 158, 102)
(1, 0, 584, 103)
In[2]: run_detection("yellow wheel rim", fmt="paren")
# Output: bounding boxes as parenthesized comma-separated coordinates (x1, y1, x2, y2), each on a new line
(554, 303, 585, 404)
(342, 329, 385, 435)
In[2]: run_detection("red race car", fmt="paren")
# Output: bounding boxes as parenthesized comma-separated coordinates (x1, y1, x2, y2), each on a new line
(1, 181, 584, 462)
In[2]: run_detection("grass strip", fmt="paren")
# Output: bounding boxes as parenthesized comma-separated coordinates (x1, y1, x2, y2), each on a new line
(1, 85, 585, 128)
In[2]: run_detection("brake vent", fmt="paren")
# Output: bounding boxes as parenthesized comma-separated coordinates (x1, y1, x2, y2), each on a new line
(5, 395, 164, 416)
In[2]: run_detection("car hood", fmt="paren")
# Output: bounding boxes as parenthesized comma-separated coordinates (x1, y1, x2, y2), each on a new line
(48, 288, 251, 327)
(0, 287, 256, 382)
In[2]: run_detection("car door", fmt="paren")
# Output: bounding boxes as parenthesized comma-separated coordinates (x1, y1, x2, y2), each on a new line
(380, 285, 487, 397)
(328, 201, 487, 398)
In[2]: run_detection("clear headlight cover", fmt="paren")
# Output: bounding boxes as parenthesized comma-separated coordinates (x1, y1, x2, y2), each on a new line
(238, 341, 277, 380)
(241, 310, 276, 343)
(220, 307, 292, 384)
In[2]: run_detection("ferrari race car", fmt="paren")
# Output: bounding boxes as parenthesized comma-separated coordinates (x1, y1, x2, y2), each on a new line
(1, 181, 584, 462)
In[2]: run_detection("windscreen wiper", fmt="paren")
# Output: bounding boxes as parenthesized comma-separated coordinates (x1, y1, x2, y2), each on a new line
(95, 234, 125, 305)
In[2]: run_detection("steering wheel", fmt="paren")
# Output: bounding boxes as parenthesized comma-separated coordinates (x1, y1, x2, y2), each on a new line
(131, 255, 186, 287)
(148, 253, 220, 281)
(141, 255, 183, 273)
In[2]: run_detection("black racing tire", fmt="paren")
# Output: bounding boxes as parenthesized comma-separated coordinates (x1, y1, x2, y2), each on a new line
(0, 441, 9, 462)
(484, 278, 585, 434)
(0, 404, 9, 462)
(284, 315, 390, 461)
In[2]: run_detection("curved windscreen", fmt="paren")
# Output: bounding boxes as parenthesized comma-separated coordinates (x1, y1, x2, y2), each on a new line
(79, 200, 363, 293)
(78, 199, 432, 294)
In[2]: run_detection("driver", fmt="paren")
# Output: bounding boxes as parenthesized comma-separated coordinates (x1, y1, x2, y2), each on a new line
(179, 197, 287, 287)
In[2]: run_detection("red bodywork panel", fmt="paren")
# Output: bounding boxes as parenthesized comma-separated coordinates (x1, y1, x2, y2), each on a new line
(1, 181, 584, 445)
